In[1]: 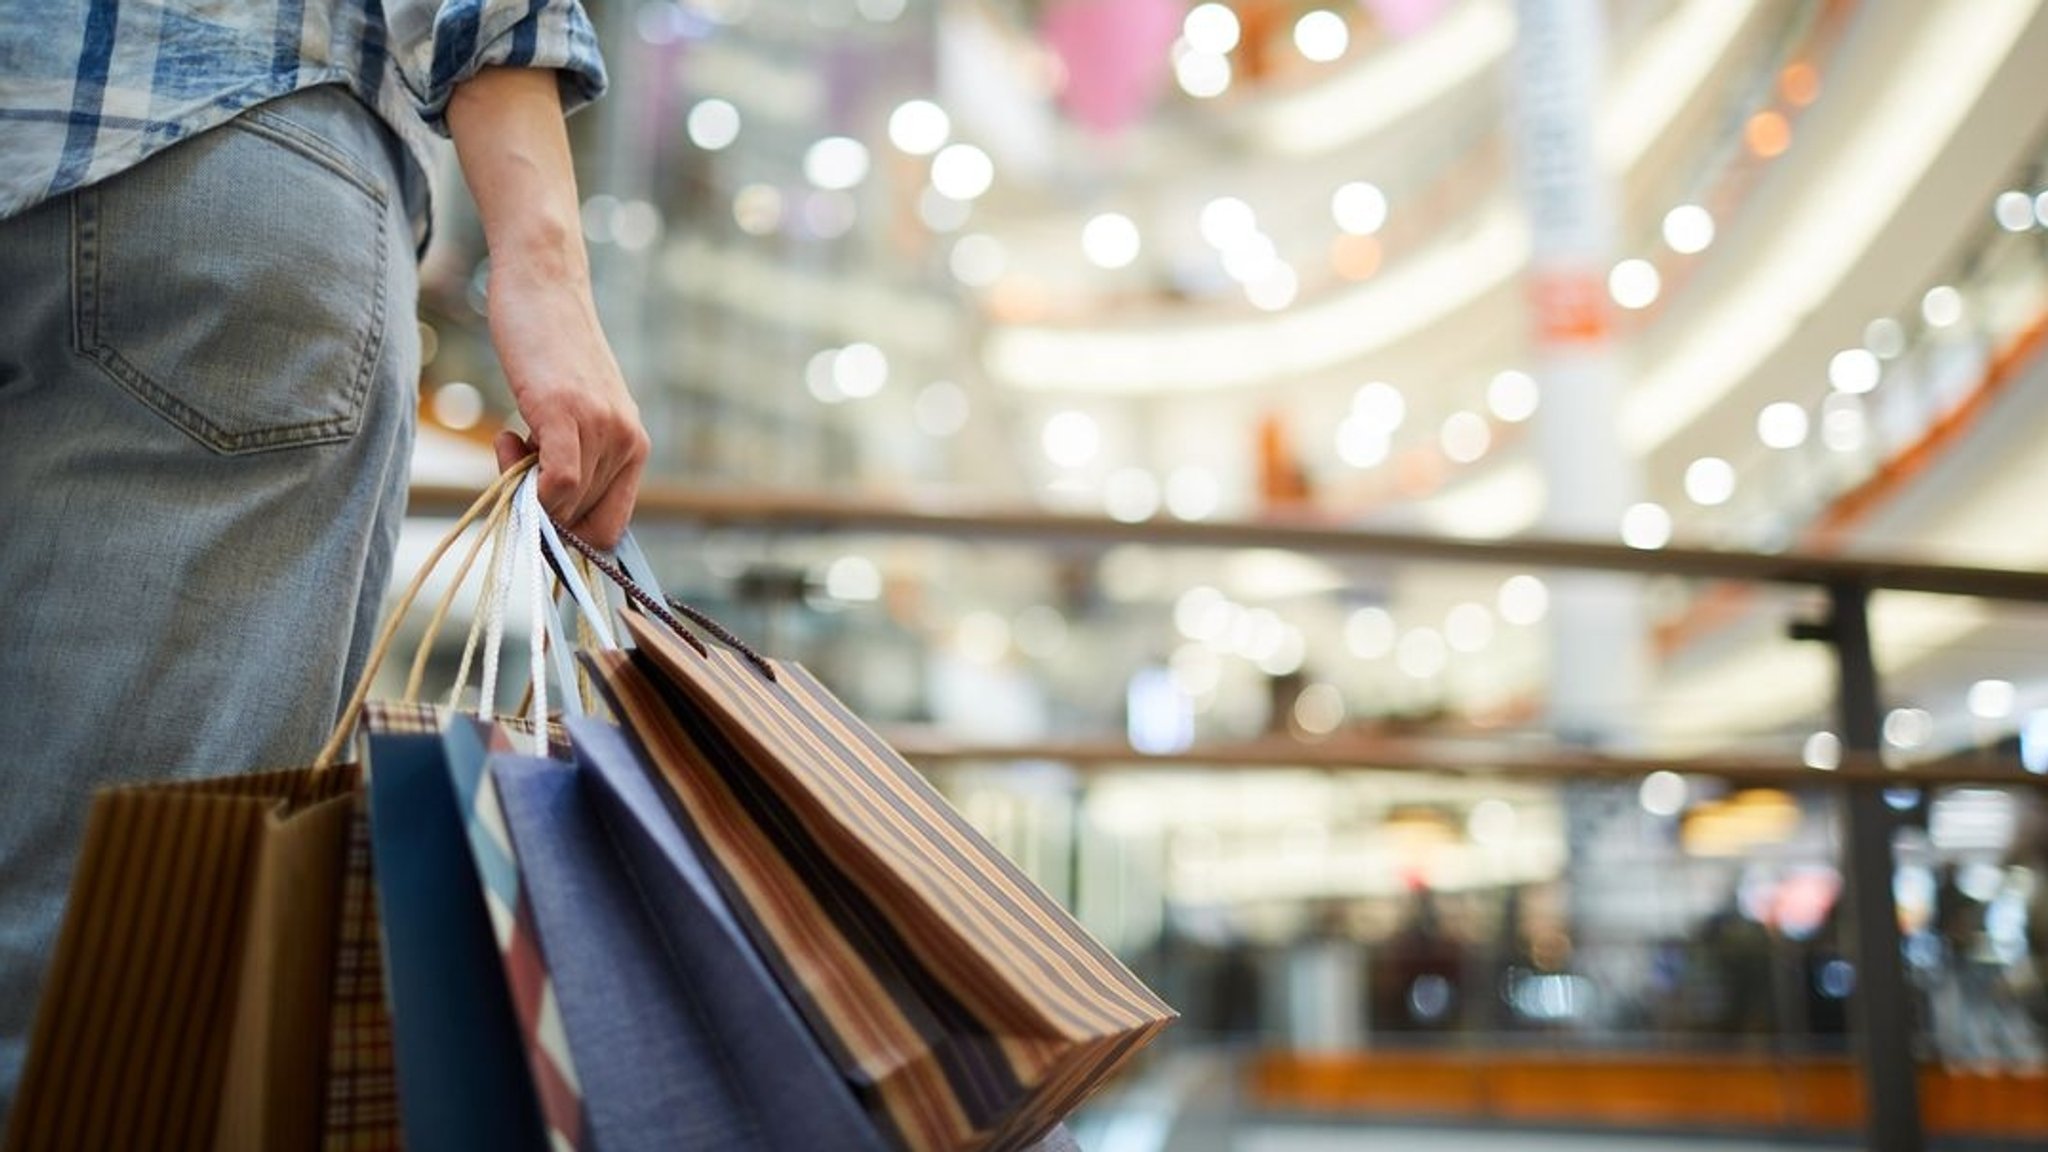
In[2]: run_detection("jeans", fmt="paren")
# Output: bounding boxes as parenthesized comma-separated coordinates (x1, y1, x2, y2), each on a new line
(0, 84, 419, 1114)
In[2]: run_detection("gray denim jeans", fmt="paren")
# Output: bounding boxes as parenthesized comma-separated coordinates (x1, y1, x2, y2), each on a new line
(0, 84, 419, 1114)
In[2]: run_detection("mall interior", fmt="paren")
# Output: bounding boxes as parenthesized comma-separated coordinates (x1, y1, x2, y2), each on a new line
(396, 0, 2048, 1148)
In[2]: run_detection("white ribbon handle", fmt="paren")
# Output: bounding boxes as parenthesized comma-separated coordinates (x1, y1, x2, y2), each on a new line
(474, 473, 624, 755)
(613, 531, 669, 605)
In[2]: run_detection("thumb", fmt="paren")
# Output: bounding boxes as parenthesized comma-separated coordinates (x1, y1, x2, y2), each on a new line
(494, 430, 531, 473)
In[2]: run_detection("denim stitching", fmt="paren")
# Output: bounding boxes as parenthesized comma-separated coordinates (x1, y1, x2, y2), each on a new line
(70, 105, 390, 455)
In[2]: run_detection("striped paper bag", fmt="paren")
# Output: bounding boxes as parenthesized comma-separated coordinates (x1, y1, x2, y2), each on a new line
(588, 613, 1176, 1152)
(7, 766, 372, 1152)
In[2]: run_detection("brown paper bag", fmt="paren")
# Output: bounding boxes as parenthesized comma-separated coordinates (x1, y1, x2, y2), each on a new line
(588, 612, 1177, 1152)
(8, 464, 540, 1152)
(4, 767, 369, 1152)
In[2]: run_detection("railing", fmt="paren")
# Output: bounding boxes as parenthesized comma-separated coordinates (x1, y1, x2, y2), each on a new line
(410, 482, 2048, 1151)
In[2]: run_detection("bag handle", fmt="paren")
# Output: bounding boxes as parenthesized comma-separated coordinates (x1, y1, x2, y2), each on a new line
(550, 524, 778, 681)
(314, 458, 535, 770)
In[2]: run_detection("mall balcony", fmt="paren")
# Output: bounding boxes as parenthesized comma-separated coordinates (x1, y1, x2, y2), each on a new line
(392, 0, 2048, 1147)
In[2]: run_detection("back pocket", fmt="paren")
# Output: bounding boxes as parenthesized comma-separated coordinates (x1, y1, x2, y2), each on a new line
(73, 102, 390, 454)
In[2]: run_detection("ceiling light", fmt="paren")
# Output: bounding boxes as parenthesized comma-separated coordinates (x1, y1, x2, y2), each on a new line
(825, 555, 881, 601)
(1487, 369, 1538, 423)
(832, 342, 887, 398)
(686, 98, 740, 150)
(948, 233, 1006, 286)
(1082, 212, 1142, 269)
(1440, 411, 1490, 463)
(1293, 10, 1349, 62)
(1498, 574, 1547, 625)
(1352, 380, 1405, 433)
(1396, 627, 1446, 679)
(1175, 49, 1232, 98)
(931, 143, 994, 201)
(1883, 706, 1933, 749)
(732, 184, 783, 235)
(1445, 602, 1493, 653)
(1346, 606, 1394, 658)
(888, 99, 950, 155)
(1335, 415, 1389, 468)
(1662, 204, 1715, 254)
(1803, 731, 1841, 771)
(430, 381, 483, 430)
(1609, 258, 1661, 310)
(1967, 678, 2015, 720)
(805, 348, 843, 403)
(1757, 401, 1808, 449)
(1683, 456, 1735, 506)
(1199, 196, 1257, 248)
(1994, 190, 2036, 232)
(1921, 285, 1962, 328)
(1828, 348, 1880, 394)
(1175, 586, 1231, 641)
(1331, 181, 1388, 235)
(1620, 502, 1672, 549)
(1864, 316, 1906, 359)
(1293, 683, 1345, 736)
(1183, 2, 1240, 54)
(1220, 232, 1279, 283)
(1165, 467, 1220, 520)
(1821, 394, 1865, 452)
(803, 136, 869, 190)
(1639, 770, 1686, 817)
(1041, 410, 1101, 468)
(1245, 263, 1299, 311)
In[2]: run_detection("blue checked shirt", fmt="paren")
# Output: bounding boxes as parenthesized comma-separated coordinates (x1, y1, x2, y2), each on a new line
(0, 0, 608, 222)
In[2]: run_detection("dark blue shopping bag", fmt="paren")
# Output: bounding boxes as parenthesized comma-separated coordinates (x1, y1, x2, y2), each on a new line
(365, 714, 550, 1152)
(488, 717, 891, 1151)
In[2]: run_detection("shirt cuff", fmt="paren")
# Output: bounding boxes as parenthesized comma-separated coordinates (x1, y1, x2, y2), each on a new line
(414, 1, 609, 136)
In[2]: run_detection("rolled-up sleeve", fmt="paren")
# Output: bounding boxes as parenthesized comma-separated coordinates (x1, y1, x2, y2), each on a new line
(383, 0, 608, 135)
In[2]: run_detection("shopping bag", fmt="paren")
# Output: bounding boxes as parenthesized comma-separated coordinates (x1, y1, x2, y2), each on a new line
(490, 720, 892, 1151)
(587, 612, 1178, 1152)
(364, 706, 555, 1152)
(365, 466, 613, 1152)
(4, 458, 548, 1152)
(5, 767, 364, 1152)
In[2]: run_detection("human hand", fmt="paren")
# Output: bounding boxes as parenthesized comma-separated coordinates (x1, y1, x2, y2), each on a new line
(485, 265, 647, 549)
(446, 67, 649, 548)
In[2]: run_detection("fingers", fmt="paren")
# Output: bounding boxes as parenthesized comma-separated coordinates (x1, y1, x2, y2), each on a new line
(494, 429, 530, 473)
(519, 407, 647, 550)
(567, 448, 642, 549)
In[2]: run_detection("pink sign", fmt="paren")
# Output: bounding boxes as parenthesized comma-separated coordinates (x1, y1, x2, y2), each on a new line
(1041, 0, 1183, 136)
(1361, 0, 1453, 39)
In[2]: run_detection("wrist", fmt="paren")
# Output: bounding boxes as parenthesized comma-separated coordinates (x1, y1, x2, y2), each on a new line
(489, 221, 592, 292)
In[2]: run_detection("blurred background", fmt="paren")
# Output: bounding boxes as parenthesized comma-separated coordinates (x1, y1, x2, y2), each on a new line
(398, 0, 2048, 1147)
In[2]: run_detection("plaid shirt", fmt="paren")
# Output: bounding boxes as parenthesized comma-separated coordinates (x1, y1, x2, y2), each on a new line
(0, 0, 607, 222)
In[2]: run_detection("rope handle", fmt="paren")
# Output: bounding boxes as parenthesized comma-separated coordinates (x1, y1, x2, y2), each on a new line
(313, 458, 536, 771)
(549, 524, 778, 682)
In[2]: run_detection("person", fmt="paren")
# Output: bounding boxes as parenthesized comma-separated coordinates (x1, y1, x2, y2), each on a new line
(0, 0, 649, 1113)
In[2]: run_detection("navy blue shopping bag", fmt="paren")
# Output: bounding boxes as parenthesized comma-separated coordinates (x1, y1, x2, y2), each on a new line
(487, 717, 891, 1152)
(365, 712, 550, 1152)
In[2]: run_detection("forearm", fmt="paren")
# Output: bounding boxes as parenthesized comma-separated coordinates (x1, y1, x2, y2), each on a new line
(441, 66, 647, 546)
(446, 68, 590, 291)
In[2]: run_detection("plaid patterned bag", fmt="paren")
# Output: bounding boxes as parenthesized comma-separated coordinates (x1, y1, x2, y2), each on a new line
(320, 792, 402, 1150)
